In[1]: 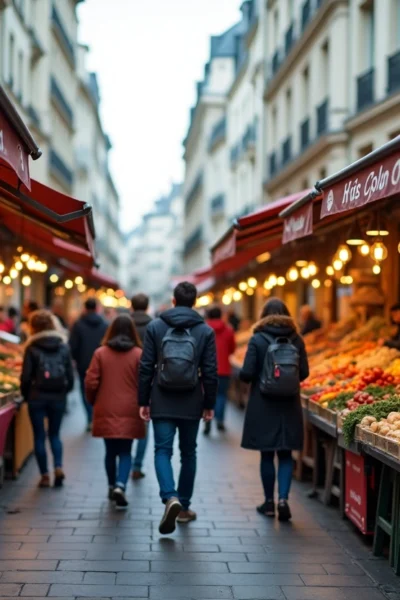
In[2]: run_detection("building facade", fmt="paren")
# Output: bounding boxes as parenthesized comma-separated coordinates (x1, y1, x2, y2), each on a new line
(124, 183, 183, 311)
(0, 0, 121, 278)
(182, 0, 400, 276)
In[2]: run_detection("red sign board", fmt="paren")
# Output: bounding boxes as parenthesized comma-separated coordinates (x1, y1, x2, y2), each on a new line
(0, 111, 31, 190)
(282, 202, 313, 244)
(321, 151, 400, 219)
(345, 451, 370, 534)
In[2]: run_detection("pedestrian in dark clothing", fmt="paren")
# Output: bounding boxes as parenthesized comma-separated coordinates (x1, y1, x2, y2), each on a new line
(240, 298, 309, 522)
(227, 310, 241, 332)
(85, 315, 145, 509)
(69, 298, 107, 430)
(20, 310, 74, 488)
(299, 305, 321, 336)
(205, 306, 236, 434)
(131, 293, 153, 480)
(139, 282, 218, 535)
(383, 303, 400, 350)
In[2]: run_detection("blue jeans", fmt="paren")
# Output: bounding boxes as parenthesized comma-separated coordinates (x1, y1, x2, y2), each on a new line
(79, 373, 93, 424)
(261, 450, 293, 501)
(104, 439, 133, 489)
(215, 376, 230, 423)
(28, 400, 66, 475)
(133, 423, 148, 471)
(153, 419, 200, 510)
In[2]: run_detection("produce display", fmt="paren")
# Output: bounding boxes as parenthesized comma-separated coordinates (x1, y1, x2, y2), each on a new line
(0, 342, 22, 396)
(342, 399, 400, 445)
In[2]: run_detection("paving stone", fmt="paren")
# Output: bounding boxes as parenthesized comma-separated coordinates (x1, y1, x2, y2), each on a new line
(300, 574, 375, 587)
(83, 572, 117, 584)
(37, 550, 87, 559)
(116, 572, 303, 585)
(246, 553, 347, 563)
(149, 585, 233, 598)
(228, 562, 326, 574)
(0, 550, 38, 560)
(20, 583, 50, 596)
(124, 552, 247, 562)
(150, 561, 229, 573)
(282, 587, 386, 600)
(58, 560, 150, 572)
(48, 584, 148, 597)
(322, 563, 366, 575)
(0, 584, 21, 597)
(0, 560, 57, 571)
(1, 571, 84, 584)
(232, 586, 285, 599)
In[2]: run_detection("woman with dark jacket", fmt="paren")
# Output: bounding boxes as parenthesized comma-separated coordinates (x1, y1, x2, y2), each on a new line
(21, 310, 74, 488)
(240, 298, 309, 522)
(85, 315, 145, 509)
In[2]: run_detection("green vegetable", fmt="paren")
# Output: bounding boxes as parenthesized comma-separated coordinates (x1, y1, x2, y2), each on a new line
(364, 384, 395, 398)
(342, 397, 400, 446)
(328, 391, 354, 410)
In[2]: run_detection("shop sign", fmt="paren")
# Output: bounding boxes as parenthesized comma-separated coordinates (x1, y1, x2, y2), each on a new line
(321, 151, 400, 219)
(345, 451, 368, 535)
(282, 202, 313, 244)
(0, 111, 31, 190)
(212, 230, 236, 265)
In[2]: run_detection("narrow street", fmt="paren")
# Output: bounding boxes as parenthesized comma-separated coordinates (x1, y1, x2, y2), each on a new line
(0, 390, 398, 600)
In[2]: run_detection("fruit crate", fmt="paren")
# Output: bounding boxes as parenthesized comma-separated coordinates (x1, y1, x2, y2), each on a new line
(308, 401, 337, 425)
(355, 425, 376, 446)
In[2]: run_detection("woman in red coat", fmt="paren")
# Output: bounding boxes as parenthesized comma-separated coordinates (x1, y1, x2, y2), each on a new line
(205, 306, 236, 434)
(85, 314, 145, 508)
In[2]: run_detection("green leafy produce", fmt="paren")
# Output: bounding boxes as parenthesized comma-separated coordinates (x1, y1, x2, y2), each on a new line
(342, 397, 400, 446)
(364, 384, 395, 398)
(328, 391, 354, 410)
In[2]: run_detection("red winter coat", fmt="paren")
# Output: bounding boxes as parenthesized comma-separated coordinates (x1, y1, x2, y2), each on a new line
(85, 336, 145, 440)
(206, 319, 236, 377)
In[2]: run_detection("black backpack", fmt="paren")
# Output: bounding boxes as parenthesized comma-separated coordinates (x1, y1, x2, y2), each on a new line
(259, 333, 300, 397)
(157, 327, 198, 391)
(35, 349, 67, 393)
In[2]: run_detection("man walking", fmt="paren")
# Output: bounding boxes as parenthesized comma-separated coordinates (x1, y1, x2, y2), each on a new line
(139, 282, 217, 535)
(131, 293, 152, 479)
(205, 306, 236, 434)
(69, 298, 107, 431)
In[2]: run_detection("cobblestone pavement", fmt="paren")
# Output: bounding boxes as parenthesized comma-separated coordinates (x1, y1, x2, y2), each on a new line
(0, 391, 400, 600)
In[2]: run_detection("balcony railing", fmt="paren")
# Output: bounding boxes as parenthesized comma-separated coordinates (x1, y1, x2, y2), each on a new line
(208, 117, 226, 151)
(242, 122, 257, 152)
(50, 76, 74, 127)
(388, 50, 400, 95)
(300, 117, 310, 150)
(316, 98, 328, 136)
(185, 172, 203, 210)
(285, 23, 295, 56)
(301, 0, 311, 31)
(49, 148, 73, 188)
(51, 5, 75, 66)
(272, 49, 281, 76)
(269, 151, 277, 177)
(282, 136, 292, 165)
(184, 226, 203, 256)
(357, 68, 374, 112)
(211, 193, 225, 216)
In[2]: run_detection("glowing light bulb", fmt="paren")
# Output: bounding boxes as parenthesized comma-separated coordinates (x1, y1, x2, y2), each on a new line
(15, 261, 23, 271)
(326, 266, 335, 276)
(238, 281, 248, 291)
(324, 279, 333, 288)
(247, 277, 257, 288)
(300, 267, 310, 279)
(27, 258, 36, 271)
(296, 260, 308, 267)
(50, 274, 59, 283)
(311, 279, 321, 289)
(21, 253, 30, 263)
(9, 268, 18, 279)
(286, 267, 299, 282)
(277, 276, 286, 286)
(65, 279, 73, 289)
(308, 262, 318, 276)
(246, 288, 255, 296)
(337, 244, 352, 263)
(232, 290, 242, 302)
(75, 276, 83, 285)
(372, 264, 381, 275)
(333, 259, 343, 271)
(268, 275, 277, 287)
(0, 263, 5, 274)
(359, 243, 370, 257)
(2, 276, 11, 285)
(370, 241, 388, 262)
(21, 275, 31, 287)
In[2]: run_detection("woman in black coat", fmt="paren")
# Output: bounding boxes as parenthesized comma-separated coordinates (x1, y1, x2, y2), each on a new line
(240, 298, 309, 521)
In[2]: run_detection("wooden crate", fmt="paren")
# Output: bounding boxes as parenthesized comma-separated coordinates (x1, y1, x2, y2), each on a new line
(355, 425, 376, 446)
(308, 401, 337, 425)
(385, 437, 400, 460)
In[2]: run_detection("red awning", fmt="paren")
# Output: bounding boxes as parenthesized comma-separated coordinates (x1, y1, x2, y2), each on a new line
(0, 163, 95, 260)
(211, 191, 309, 273)
(0, 86, 41, 189)
(88, 268, 119, 290)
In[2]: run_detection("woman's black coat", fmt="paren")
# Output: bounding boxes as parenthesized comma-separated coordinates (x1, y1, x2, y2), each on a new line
(240, 315, 309, 452)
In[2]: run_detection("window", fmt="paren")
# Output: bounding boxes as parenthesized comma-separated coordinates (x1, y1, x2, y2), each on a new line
(18, 51, 23, 99)
(288, 0, 295, 20)
(8, 34, 14, 87)
(361, 0, 375, 69)
(321, 41, 329, 97)
(302, 66, 310, 118)
(389, 129, 400, 140)
(285, 88, 292, 134)
(273, 10, 279, 47)
(358, 143, 373, 158)
(272, 105, 278, 147)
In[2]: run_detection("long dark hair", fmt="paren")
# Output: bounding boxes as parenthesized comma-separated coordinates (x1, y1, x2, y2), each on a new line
(102, 314, 142, 348)
(260, 297, 291, 319)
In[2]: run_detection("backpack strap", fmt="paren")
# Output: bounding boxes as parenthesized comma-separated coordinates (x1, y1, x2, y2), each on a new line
(259, 332, 276, 345)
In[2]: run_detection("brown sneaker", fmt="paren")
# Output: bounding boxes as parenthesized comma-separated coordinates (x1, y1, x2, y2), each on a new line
(54, 468, 65, 488)
(38, 474, 51, 488)
(132, 470, 145, 481)
(159, 497, 182, 535)
(177, 509, 197, 524)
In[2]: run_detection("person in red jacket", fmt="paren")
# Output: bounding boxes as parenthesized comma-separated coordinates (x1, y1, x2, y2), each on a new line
(205, 306, 236, 434)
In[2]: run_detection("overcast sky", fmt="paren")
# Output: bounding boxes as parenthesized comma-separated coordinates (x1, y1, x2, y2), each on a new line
(78, 0, 241, 232)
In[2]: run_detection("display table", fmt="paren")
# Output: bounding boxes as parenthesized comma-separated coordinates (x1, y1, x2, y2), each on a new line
(13, 403, 34, 476)
(0, 402, 16, 486)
